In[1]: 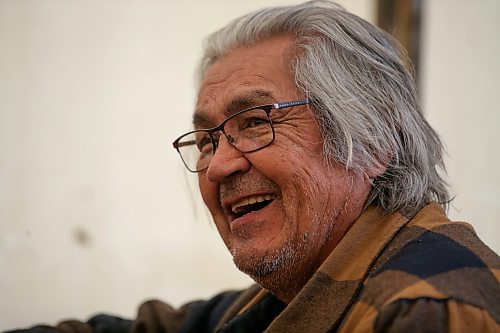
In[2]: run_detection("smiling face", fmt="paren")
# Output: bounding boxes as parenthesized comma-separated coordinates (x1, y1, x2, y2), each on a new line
(195, 35, 372, 301)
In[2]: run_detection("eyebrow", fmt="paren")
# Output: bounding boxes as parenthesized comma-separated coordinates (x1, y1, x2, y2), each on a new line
(193, 90, 275, 128)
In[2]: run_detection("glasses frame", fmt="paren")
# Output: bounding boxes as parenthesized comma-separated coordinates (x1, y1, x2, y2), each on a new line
(173, 98, 312, 173)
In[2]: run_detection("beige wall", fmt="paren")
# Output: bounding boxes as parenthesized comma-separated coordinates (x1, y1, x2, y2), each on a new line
(0, 0, 497, 330)
(422, 0, 500, 251)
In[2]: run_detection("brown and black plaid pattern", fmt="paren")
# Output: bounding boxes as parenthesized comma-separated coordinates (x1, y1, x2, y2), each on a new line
(220, 203, 500, 332)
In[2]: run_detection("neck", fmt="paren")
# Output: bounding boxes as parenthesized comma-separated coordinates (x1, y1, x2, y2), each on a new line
(253, 204, 367, 303)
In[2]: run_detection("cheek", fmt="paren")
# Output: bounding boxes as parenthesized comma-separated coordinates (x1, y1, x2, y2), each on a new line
(261, 153, 322, 213)
(198, 175, 217, 212)
(277, 149, 348, 222)
(283, 164, 330, 214)
(198, 176, 231, 244)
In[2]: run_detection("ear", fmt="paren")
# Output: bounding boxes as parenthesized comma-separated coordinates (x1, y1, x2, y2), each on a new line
(365, 153, 392, 179)
(366, 161, 388, 179)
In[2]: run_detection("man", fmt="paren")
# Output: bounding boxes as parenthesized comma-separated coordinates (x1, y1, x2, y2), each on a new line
(11, 1, 499, 332)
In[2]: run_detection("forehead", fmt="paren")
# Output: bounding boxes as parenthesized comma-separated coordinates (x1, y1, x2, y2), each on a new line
(194, 35, 299, 126)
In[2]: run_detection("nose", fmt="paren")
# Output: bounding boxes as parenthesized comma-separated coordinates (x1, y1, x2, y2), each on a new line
(205, 135, 250, 182)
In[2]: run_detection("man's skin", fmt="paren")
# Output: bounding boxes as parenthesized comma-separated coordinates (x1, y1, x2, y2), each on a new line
(194, 35, 381, 303)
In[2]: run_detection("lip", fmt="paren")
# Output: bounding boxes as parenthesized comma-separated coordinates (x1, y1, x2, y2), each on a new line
(229, 197, 277, 232)
(222, 191, 277, 223)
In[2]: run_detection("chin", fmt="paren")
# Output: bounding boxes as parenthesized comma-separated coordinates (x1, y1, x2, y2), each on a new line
(233, 236, 313, 284)
(234, 244, 294, 276)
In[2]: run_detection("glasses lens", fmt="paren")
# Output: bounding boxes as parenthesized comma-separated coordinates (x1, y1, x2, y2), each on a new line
(225, 108, 274, 152)
(175, 108, 274, 172)
(176, 131, 213, 172)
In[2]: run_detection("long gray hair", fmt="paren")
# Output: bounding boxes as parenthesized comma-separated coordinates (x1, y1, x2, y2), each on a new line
(197, 0, 449, 217)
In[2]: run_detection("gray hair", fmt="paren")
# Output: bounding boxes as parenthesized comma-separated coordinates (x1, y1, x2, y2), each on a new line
(197, 0, 449, 217)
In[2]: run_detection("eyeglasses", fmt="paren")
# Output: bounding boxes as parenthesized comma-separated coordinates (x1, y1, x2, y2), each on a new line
(172, 98, 312, 173)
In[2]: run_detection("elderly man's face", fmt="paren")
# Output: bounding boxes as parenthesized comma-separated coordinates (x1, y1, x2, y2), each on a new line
(195, 36, 371, 290)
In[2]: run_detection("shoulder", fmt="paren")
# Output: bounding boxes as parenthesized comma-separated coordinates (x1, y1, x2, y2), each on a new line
(132, 288, 245, 333)
(4, 289, 247, 333)
(340, 203, 500, 332)
(369, 203, 499, 308)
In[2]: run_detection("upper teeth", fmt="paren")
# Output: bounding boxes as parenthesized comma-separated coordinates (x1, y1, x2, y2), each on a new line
(231, 194, 275, 213)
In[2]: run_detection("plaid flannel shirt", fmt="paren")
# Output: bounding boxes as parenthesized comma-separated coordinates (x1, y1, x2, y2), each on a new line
(211, 203, 500, 332)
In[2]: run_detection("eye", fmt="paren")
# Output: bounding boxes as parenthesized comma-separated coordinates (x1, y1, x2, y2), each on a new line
(238, 110, 269, 130)
(196, 134, 212, 153)
(245, 117, 267, 128)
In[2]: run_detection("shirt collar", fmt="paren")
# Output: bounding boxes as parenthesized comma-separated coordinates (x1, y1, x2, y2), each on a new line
(266, 205, 409, 332)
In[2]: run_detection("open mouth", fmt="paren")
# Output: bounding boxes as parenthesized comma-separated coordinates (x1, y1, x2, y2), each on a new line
(231, 194, 275, 220)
